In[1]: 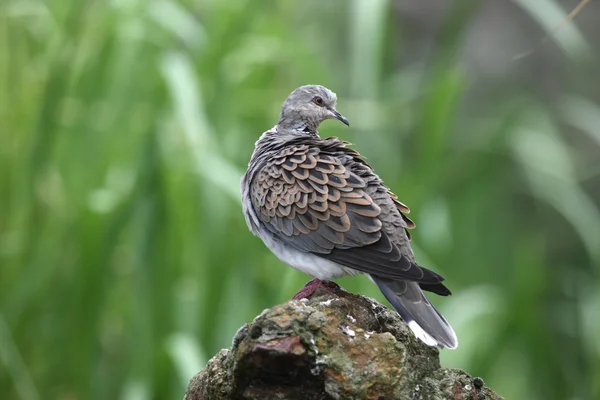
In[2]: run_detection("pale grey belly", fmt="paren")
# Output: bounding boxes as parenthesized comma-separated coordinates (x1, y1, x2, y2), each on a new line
(257, 229, 359, 280)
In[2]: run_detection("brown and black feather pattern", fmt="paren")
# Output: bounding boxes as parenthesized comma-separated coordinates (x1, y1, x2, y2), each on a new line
(250, 136, 449, 292)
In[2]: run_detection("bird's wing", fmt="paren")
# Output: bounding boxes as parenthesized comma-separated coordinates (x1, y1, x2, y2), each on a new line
(250, 139, 443, 284)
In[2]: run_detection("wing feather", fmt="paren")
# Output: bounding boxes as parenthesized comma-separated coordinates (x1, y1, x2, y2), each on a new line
(251, 140, 442, 284)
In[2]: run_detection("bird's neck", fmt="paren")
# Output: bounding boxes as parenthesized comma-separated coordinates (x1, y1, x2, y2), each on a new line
(277, 115, 319, 136)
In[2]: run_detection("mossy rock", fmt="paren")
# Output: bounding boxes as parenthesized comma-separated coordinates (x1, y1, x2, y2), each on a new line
(185, 288, 503, 400)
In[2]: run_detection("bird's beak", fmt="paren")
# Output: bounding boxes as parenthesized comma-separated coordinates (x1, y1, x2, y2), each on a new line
(329, 108, 350, 127)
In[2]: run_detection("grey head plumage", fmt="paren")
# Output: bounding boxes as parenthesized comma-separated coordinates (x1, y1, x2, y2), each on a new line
(277, 85, 349, 134)
(241, 85, 458, 349)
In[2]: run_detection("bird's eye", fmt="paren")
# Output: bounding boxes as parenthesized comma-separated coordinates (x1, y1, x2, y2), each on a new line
(313, 96, 324, 106)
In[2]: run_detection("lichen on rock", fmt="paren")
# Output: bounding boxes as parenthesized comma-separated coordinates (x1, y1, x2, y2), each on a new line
(185, 287, 503, 400)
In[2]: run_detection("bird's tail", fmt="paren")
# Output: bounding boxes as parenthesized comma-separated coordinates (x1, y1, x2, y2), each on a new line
(371, 275, 458, 349)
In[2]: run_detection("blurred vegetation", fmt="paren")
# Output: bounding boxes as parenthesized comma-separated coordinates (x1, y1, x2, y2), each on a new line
(1, 0, 599, 399)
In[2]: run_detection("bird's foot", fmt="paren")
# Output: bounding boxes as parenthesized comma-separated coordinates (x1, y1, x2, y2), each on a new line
(292, 278, 343, 300)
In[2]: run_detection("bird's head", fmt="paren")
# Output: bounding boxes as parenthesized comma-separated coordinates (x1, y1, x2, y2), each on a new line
(277, 85, 349, 135)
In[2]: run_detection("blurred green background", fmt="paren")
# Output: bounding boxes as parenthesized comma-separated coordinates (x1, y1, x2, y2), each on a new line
(1, 0, 600, 399)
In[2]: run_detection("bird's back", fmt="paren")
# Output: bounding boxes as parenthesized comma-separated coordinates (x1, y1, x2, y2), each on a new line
(243, 131, 430, 281)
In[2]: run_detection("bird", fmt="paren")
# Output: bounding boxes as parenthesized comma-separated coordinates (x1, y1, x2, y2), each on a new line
(241, 85, 457, 349)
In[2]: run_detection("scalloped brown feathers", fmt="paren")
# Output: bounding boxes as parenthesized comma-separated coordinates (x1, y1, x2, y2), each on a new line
(249, 137, 442, 284)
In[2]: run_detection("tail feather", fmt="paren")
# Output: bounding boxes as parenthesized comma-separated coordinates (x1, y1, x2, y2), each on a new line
(371, 275, 458, 349)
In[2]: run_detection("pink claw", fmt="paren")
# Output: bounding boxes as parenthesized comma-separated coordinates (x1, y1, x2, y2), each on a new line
(292, 278, 343, 300)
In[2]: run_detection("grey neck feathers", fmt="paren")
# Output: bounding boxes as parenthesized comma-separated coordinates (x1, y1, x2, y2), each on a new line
(277, 114, 319, 136)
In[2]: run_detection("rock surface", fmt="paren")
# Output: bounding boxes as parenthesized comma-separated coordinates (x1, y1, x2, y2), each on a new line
(185, 287, 503, 400)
